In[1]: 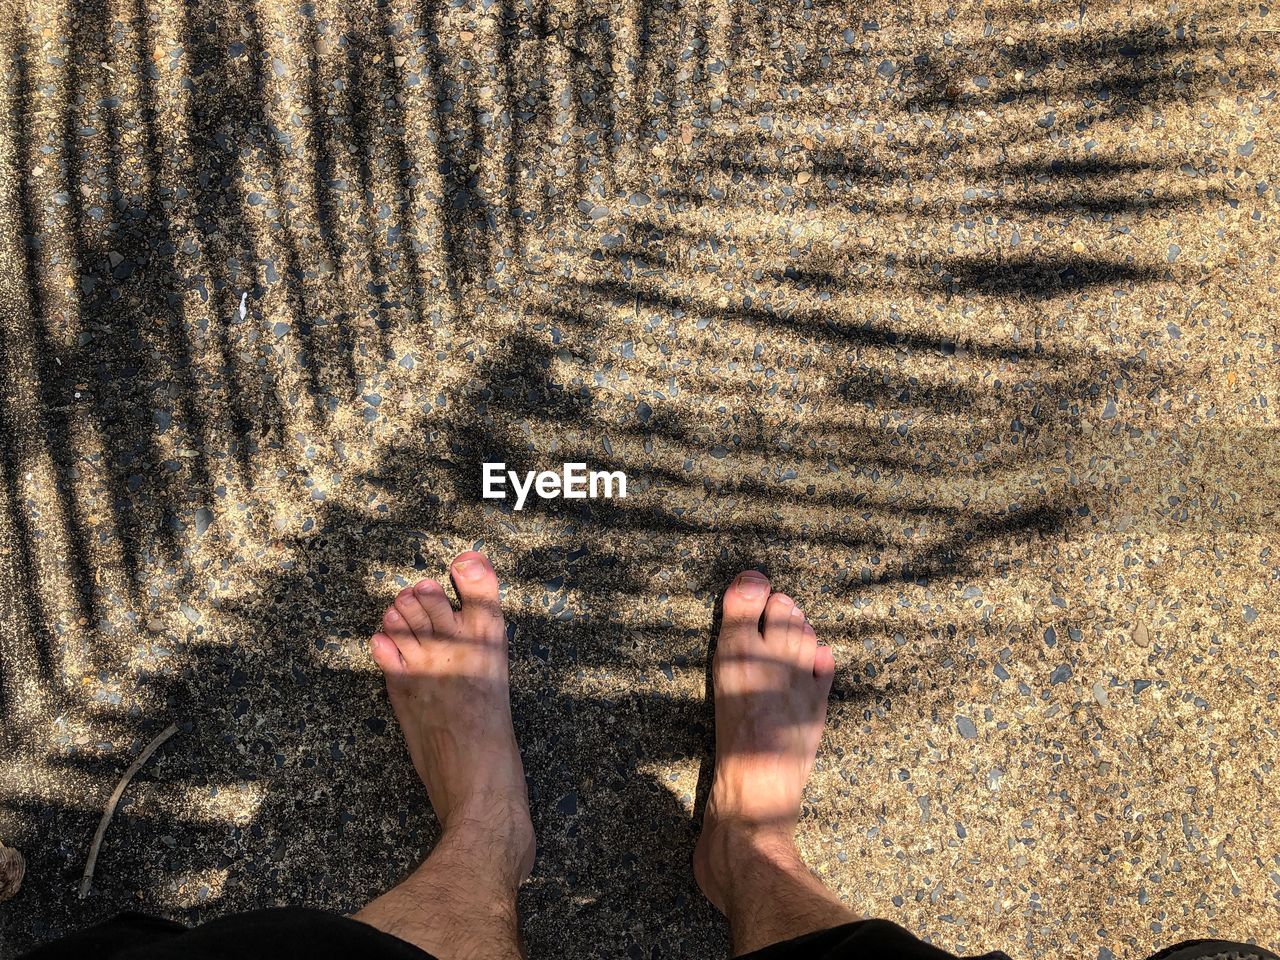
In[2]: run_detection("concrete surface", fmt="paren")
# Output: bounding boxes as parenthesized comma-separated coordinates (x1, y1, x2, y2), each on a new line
(1, 0, 1279, 957)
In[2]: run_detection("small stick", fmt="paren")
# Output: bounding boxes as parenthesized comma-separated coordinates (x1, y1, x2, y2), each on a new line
(79, 724, 178, 898)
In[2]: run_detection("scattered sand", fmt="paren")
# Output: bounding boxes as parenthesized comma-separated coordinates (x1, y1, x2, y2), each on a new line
(1, 0, 1278, 956)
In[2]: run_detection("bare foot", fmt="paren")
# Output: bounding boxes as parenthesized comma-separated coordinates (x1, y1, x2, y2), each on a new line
(694, 571, 836, 913)
(369, 550, 535, 888)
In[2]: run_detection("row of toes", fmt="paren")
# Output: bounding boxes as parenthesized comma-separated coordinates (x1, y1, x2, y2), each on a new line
(371, 551, 500, 670)
(721, 571, 834, 680)
(373, 558, 834, 682)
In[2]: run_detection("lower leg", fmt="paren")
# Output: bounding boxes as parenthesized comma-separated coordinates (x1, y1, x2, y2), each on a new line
(354, 552, 534, 960)
(699, 827, 855, 956)
(355, 819, 525, 960)
(695, 572, 856, 956)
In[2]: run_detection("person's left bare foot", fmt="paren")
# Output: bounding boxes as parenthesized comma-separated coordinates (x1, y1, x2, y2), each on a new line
(369, 551, 534, 888)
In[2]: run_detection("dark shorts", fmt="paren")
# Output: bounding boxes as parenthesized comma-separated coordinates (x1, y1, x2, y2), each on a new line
(19, 907, 1280, 960)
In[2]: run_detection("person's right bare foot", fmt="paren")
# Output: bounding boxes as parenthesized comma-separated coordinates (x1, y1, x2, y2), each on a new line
(694, 571, 836, 913)
(369, 550, 535, 889)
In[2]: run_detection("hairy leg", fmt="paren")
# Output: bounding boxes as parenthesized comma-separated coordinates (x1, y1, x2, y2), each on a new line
(355, 823, 525, 960)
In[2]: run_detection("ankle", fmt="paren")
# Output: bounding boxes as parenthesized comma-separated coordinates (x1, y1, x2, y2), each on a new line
(437, 804, 535, 889)
(696, 817, 803, 913)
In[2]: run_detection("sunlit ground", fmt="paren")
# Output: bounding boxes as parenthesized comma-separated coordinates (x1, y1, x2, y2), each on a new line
(2, 0, 1279, 956)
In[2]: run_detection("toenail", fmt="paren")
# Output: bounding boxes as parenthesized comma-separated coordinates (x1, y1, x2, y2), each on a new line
(735, 573, 769, 598)
(454, 557, 485, 580)
(385, 608, 402, 623)
(790, 605, 804, 619)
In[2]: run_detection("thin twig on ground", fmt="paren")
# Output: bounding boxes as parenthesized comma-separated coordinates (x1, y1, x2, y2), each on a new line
(79, 723, 179, 899)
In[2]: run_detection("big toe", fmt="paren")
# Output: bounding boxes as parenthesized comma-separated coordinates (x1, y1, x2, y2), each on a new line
(719, 571, 770, 644)
(450, 551, 504, 634)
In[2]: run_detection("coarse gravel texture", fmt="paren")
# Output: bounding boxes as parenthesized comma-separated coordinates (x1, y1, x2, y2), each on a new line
(2, 0, 1279, 957)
